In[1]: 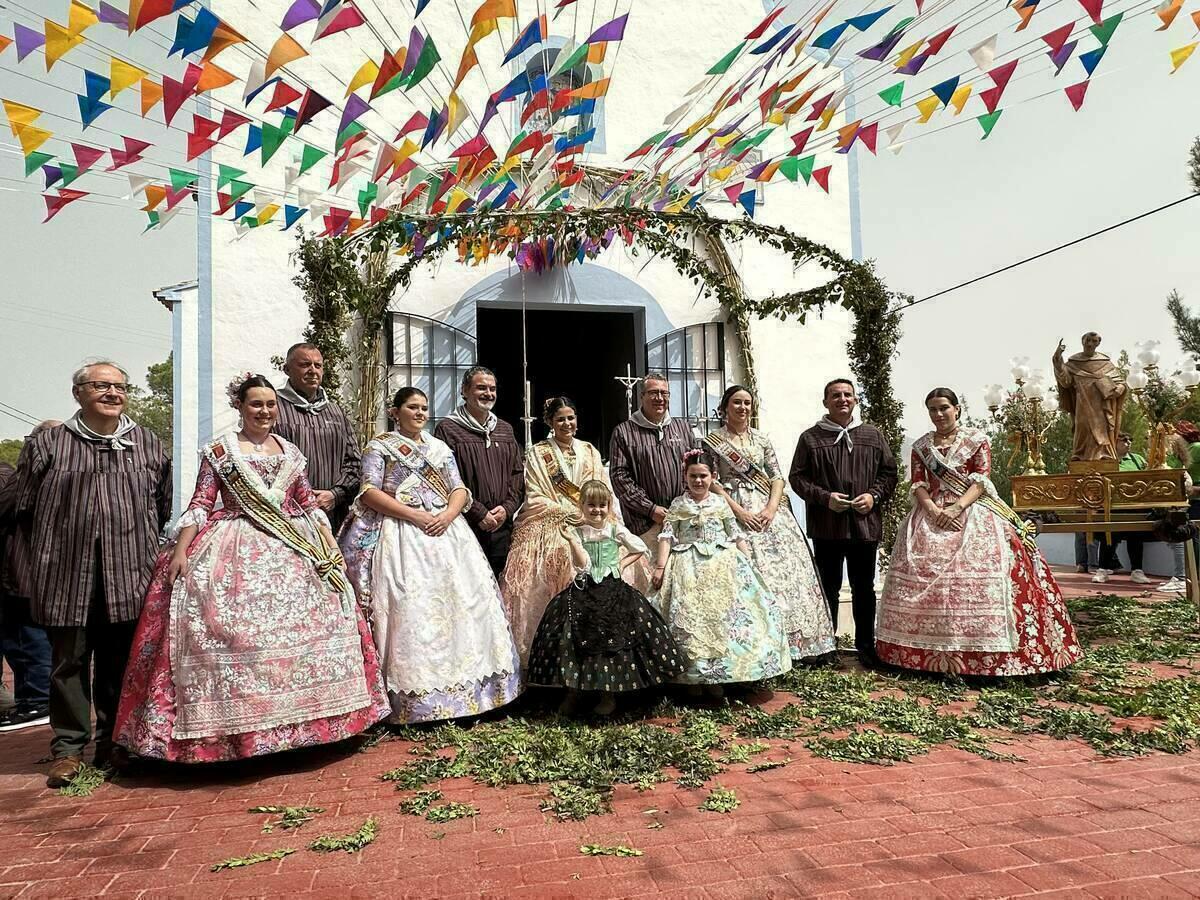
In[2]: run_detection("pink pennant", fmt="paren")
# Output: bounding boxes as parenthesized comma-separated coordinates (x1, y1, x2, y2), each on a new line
(106, 136, 151, 171)
(857, 122, 878, 154)
(165, 185, 194, 210)
(71, 143, 107, 174)
(43, 189, 87, 222)
(1077, 0, 1103, 23)
(1064, 79, 1089, 110)
(395, 111, 429, 139)
(989, 59, 1019, 91)
(162, 63, 202, 126)
(789, 126, 814, 156)
(979, 85, 1003, 114)
(218, 108, 251, 138)
(723, 182, 746, 203)
(314, 1, 366, 40)
(811, 166, 831, 193)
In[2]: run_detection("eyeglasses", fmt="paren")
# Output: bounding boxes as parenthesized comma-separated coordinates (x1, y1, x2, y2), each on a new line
(80, 381, 130, 394)
(645, 390, 670, 398)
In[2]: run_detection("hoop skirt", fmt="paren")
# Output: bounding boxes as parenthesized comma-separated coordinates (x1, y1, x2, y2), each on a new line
(114, 443, 388, 763)
(653, 494, 792, 684)
(876, 430, 1083, 676)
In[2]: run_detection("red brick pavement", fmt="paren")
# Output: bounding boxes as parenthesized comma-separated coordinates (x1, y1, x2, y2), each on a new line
(0, 568, 1197, 899)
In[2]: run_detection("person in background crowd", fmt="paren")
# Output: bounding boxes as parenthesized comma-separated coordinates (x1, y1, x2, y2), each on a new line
(0, 421, 58, 732)
(340, 387, 520, 724)
(1092, 432, 1151, 585)
(789, 379, 898, 669)
(274, 343, 361, 532)
(114, 374, 387, 763)
(1160, 421, 1200, 594)
(609, 373, 699, 544)
(434, 366, 524, 576)
(706, 386, 836, 664)
(14, 362, 170, 786)
(876, 388, 1083, 676)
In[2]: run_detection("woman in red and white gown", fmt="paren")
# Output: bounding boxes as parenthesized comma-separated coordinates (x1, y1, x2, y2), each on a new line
(876, 388, 1083, 676)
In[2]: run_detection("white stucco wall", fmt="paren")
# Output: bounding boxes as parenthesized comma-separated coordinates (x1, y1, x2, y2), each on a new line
(186, 0, 858, 472)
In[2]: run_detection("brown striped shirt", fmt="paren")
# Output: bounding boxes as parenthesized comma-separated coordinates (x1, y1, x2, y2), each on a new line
(273, 395, 361, 531)
(0, 461, 15, 595)
(608, 418, 698, 536)
(13, 424, 171, 626)
(788, 423, 898, 542)
(432, 417, 524, 526)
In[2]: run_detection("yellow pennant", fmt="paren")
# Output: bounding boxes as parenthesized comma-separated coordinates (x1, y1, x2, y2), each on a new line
(470, 0, 516, 27)
(45, 20, 85, 71)
(395, 138, 420, 167)
(445, 91, 470, 139)
(3, 99, 41, 135)
(347, 58, 380, 96)
(110, 58, 147, 98)
(766, 110, 786, 125)
(68, 1, 99, 36)
(949, 84, 973, 114)
(257, 204, 281, 226)
(497, 154, 521, 178)
(14, 122, 51, 156)
(1170, 42, 1198, 72)
(916, 94, 940, 123)
(710, 164, 735, 181)
(817, 105, 836, 131)
(894, 40, 923, 68)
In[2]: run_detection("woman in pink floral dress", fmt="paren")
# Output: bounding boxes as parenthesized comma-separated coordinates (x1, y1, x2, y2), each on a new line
(114, 375, 388, 762)
(876, 388, 1083, 677)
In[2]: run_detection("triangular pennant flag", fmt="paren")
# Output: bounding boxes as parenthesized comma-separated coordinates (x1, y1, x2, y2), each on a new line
(106, 136, 151, 170)
(776, 156, 800, 182)
(812, 22, 849, 50)
(45, 21, 86, 71)
(930, 76, 959, 106)
(1156, 0, 1182, 30)
(83, 70, 110, 103)
(347, 57, 379, 96)
(295, 89, 333, 130)
(110, 59, 148, 98)
(218, 108, 251, 138)
(856, 122, 879, 154)
(878, 82, 904, 106)
(1079, 45, 1105, 76)
(1090, 12, 1122, 46)
(169, 167, 198, 191)
(13, 24, 45, 62)
(989, 59, 1019, 92)
(78, 94, 114, 128)
(586, 12, 628, 43)
(195, 60, 237, 94)
(949, 84, 972, 114)
(1170, 41, 1198, 72)
(835, 120, 861, 151)
(925, 25, 956, 55)
(338, 94, 371, 136)
(205, 21, 247, 61)
(244, 124, 262, 156)
(140, 77, 163, 116)
(1013, 0, 1038, 31)
(737, 188, 756, 217)
(3, 99, 41, 134)
(134, 0, 175, 32)
(283, 205, 305, 229)
(265, 33, 307, 79)
(71, 142, 105, 173)
(1049, 40, 1077, 74)
(44, 164, 63, 188)
(266, 80, 303, 113)
(915, 94, 940, 122)
(281, 0, 321, 30)
(405, 34, 441, 89)
(43, 188, 88, 222)
(371, 50, 406, 99)
(1061, 79, 1089, 110)
(314, 1, 367, 40)
(884, 121, 906, 152)
(504, 15, 547, 63)
(1041, 22, 1074, 54)
(968, 34, 998, 70)
(1078, 0, 1103, 24)
(261, 119, 291, 165)
(227, 179, 254, 203)
(299, 144, 328, 176)
(25, 150, 53, 177)
(977, 108, 1003, 138)
(68, 2, 100, 36)
(811, 166, 831, 193)
(218, 165, 245, 189)
(178, 6, 219, 56)
(708, 42, 744, 75)
(98, 1, 127, 27)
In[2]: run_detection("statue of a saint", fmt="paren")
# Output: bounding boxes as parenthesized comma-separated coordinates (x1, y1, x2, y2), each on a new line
(1052, 332, 1127, 462)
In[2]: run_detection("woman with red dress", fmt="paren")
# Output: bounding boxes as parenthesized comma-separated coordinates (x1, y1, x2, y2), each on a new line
(876, 388, 1083, 676)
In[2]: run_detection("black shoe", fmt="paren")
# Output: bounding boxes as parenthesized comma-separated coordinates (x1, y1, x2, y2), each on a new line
(92, 744, 131, 772)
(0, 706, 50, 732)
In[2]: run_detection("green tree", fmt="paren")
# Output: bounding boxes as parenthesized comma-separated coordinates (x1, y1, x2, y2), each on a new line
(0, 438, 22, 467)
(127, 354, 173, 455)
(1189, 135, 1200, 193)
(1167, 290, 1200, 360)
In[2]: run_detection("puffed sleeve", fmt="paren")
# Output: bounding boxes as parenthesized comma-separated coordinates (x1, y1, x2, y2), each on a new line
(443, 449, 473, 508)
(171, 456, 220, 535)
(614, 523, 649, 557)
(761, 435, 786, 484)
(965, 435, 1000, 500)
(360, 445, 386, 493)
(291, 470, 332, 530)
(909, 447, 929, 496)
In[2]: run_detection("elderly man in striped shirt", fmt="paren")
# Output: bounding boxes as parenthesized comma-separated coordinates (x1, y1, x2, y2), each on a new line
(15, 361, 171, 786)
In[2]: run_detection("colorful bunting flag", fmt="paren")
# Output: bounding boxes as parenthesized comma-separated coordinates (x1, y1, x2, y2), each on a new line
(811, 166, 831, 193)
(1155, 0, 1182, 30)
(969, 34, 997, 70)
(915, 94, 940, 122)
(1078, 0, 1104, 24)
(1065, 79, 1089, 108)
(43, 189, 87, 222)
(13, 23, 46, 62)
(45, 21, 86, 71)
(1090, 13, 1122, 47)
(977, 108, 1003, 137)
(1169, 42, 1197, 72)
(314, 1, 367, 40)
(265, 33, 307, 79)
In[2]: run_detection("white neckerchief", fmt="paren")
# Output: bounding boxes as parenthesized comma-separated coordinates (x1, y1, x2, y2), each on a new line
(630, 409, 672, 442)
(447, 403, 498, 448)
(277, 382, 330, 414)
(816, 414, 862, 453)
(64, 411, 137, 450)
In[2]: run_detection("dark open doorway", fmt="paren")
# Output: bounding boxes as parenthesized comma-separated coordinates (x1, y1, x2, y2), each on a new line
(476, 304, 644, 453)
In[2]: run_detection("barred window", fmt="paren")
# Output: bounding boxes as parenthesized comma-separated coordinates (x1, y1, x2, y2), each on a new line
(386, 313, 477, 425)
(645, 323, 725, 434)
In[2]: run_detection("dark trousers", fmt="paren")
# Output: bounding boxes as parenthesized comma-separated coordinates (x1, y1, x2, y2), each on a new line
(44, 578, 136, 760)
(811, 539, 879, 658)
(473, 523, 513, 577)
(1099, 535, 1144, 571)
(0, 594, 51, 710)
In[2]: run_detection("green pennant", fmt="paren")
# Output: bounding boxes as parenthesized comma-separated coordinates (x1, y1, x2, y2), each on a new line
(731, 128, 773, 156)
(538, 183, 562, 205)
(58, 162, 80, 186)
(335, 120, 366, 152)
(977, 109, 1003, 139)
(260, 120, 290, 165)
(887, 15, 915, 34)
(552, 42, 589, 77)
(777, 156, 800, 182)
(708, 42, 745, 75)
(228, 179, 254, 202)
(796, 154, 815, 184)
(878, 82, 904, 108)
(298, 145, 327, 176)
(404, 36, 441, 91)
(424, 174, 443, 211)
(240, 216, 259, 228)
(25, 151, 53, 177)
(505, 129, 528, 157)
(143, 210, 160, 232)
(358, 181, 378, 217)
(1090, 12, 1123, 47)
(376, 70, 406, 99)
(218, 165, 245, 190)
(169, 168, 198, 191)
(547, 196, 565, 210)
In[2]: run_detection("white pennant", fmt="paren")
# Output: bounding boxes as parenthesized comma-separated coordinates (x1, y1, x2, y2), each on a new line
(968, 35, 998, 71)
(297, 186, 321, 207)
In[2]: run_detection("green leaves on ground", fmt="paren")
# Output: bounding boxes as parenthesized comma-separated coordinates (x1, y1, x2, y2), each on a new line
(398, 790, 443, 815)
(579, 844, 643, 857)
(425, 801, 478, 823)
(57, 763, 107, 798)
(250, 805, 324, 833)
(308, 817, 380, 853)
(210, 849, 297, 871)
(700, 787, 739, 813)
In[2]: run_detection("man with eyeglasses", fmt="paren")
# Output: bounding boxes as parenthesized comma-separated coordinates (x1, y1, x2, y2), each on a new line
(609, 373, 699, 542)
(13, 360, 171, 786)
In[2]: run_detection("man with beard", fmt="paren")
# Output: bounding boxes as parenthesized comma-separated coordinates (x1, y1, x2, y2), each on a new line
(434, 366, 524, 575)
(274, 343, 361, 532)
(609, 373, 699, 543)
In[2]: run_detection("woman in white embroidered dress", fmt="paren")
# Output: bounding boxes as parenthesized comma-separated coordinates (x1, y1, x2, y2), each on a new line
(501, 396, 650, 664)
(115, 375, 388, 763)
(339, 387, 520, 724)
(876, 388, 1083, 676)
(708, 386, 836, 663)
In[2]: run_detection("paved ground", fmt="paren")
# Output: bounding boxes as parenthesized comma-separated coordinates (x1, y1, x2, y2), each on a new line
(1, 567, 1198, 899)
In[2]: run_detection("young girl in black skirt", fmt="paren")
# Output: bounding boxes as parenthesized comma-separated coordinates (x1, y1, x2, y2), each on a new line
(527, 479, 685, 716)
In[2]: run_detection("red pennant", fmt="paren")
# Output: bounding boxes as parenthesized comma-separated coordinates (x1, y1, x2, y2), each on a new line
(806, 92, 834, 121)
(315, 2, 366, 39)
(1064, 79, 1089, 110)
(1041, 23, 1074, 53)
(165, 186, 194, 210)
(551, 87, 575, 112)
(161, 63, 202, 127)
(43, 189, 87, 222)
(370, 206, 390, 226)
(513, 130, 551, 155)
(520, 90, 550, 125)
(370, 51, 403, 100)
(811, 166, 831, 193)
(192, 114, 221, 140)
(187, 132, 218, 160)
(979, 85, 1004, 114)
(71, 143, 106, 174)
(395, 110, 429, 139)
(746, 6, 784, 39)
(1077, 0, 1103, 23)
(107, 136, 151, 171)
(451, 134, 490, 157)
(265, 81, 303, 113)
(857, 122, 878, 154)
(218, 108, 251, 138)
(926, 26, 957, 55)
(134, 0, 174, 30)
(372, 144, 397, 182)
(295, 89, 333, 130)
(789, 126, 814, 156)
(215, 191, 235, 216)
(989, 59, 1019, 91)
(388, 157, 417, 184)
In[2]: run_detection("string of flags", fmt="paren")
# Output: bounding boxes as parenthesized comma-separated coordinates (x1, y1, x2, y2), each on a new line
(0, 0, 1195, 234)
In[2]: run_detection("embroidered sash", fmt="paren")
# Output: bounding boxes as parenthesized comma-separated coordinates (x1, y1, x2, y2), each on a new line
(916, 443, 1039, 552)
(374, 432, 453, 503)
(704, 431, 774, 495)
(538, 440, 582, 506)
(204, 437, 349, 595)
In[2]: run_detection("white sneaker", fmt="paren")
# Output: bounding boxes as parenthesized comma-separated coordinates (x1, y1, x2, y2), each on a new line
(1157, 577, 1187, 594)
(1130, 570, 1153, 585)
(1091, 569, 1112, 584)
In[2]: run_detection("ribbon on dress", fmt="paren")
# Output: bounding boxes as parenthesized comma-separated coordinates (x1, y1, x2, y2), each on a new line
(538, 440, 583, 505)
(204, 437, 349, 595)
(704, 431, 773, 495)
(373, 432, 453, 503)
